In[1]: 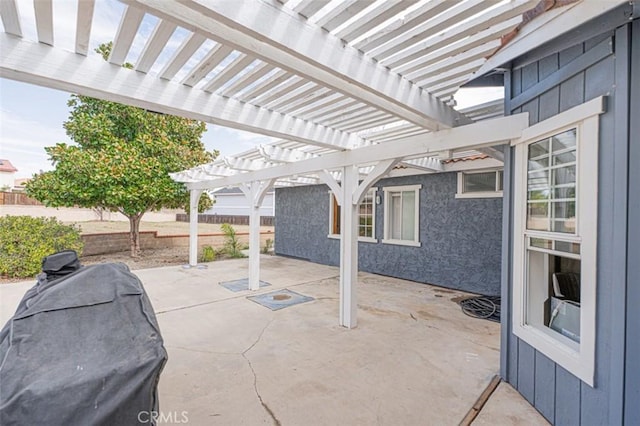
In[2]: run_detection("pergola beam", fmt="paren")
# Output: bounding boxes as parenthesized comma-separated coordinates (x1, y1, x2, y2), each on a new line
(181, 114, 529, 190)
(0, 35, 362, 151)
(125, 0, 470, 130)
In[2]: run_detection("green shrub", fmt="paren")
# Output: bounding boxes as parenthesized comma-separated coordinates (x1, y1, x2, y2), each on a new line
(0, 216, 84, 278)
(261, 238, 273, 254)
(220, 223, 246, 258)
(200, 245, 216, 262)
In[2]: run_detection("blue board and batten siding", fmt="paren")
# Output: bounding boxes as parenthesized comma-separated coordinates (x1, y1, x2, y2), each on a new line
(275, 172, 503, 295)
(501, 7, 638, 425)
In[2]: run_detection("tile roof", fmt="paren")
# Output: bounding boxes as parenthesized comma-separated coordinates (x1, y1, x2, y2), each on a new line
(442, 154, 490, 164)
(0, 159, 18, 173)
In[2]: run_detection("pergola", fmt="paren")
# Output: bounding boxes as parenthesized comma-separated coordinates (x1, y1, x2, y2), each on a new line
(1, 0, 623, 328)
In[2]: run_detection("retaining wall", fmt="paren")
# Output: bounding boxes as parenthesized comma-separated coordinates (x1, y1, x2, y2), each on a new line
(81, 230, 274, 256)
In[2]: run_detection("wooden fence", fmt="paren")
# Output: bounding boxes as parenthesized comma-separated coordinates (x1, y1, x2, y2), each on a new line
(176, 213, 274, 227)
(0, 192, 42, 206)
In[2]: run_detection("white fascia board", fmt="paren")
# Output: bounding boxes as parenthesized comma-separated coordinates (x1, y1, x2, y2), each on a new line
(184, 113, 528, 190)
(475, 0, 628, 77)
(125, 0, 470, 130)
(0, 35, 362, 151)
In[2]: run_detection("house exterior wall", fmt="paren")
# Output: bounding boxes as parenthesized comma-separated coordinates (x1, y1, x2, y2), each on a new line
(501, 8, 637, 424)
(0, 172, 15, 189)
(275, 171, 503, 295)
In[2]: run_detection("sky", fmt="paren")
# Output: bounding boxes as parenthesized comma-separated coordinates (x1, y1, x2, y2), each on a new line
(0, 0, 503, 179)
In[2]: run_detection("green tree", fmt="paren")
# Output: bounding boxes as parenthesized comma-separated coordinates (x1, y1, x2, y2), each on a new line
(27, 43, 216, 257)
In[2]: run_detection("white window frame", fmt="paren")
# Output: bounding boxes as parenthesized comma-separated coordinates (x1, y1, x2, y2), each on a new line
(512, 96, 604, 386)
(328, 189, 377, 243)
(455, 169, 504, 198)
(382, 184, 421, 247)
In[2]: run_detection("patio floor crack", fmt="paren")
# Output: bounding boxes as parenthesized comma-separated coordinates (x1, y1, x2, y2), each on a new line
(242, 320, 281, 426)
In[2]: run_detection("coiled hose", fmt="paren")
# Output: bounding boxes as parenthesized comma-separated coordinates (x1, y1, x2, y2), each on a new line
(458, 295, 501, 322)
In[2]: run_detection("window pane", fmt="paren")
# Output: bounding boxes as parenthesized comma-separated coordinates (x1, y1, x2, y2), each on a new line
(527, 202, 550, 231)
(527, 130, 578, 234)
(555, 241, 580, 255)
(401, 191, 416, 241)
(553, 166, 576, 186)
(526, 249, 581, 343)
(551, 129, 577, 152)
(529, 156, 549, 170)
(463, 172, 496, 192)
(553, 186, 575, 199)
(552, 151, 576, 166)
(530, 238, 552, 250)
(528, 139, 549, 159)
(390, 193, 402, 240)
(498, 170, 504, 191)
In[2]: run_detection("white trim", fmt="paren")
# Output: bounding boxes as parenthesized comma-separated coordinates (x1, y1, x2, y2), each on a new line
(381, 239, 421, 248)
(382, 184, 421, 246)
(513, 96, 605, 146)
(455, 192, 503, 199)
(512, 99, 603, 386)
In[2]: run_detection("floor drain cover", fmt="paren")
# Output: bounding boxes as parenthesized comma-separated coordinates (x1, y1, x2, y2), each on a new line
(248, 289, 314, 311)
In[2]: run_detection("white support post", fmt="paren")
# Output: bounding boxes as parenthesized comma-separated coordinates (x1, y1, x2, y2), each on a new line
(188, 189, 203, 266)
(339, 165, 359, 328)
(241, 180, 275, 290)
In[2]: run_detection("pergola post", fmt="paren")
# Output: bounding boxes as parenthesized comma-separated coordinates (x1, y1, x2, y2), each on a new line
(339, 165, 359, 328)
(188, 189, 203, 267)
(241, 180, 275, 290)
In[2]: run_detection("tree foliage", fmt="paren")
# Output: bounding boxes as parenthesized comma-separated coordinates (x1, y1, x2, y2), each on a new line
(27, 42, 217, 257)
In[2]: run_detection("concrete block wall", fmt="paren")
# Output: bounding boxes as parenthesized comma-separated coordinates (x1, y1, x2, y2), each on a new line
(81, 230, 275, 256)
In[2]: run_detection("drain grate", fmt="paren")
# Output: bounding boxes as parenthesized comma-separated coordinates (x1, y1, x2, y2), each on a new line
(247, 289, 314, 311)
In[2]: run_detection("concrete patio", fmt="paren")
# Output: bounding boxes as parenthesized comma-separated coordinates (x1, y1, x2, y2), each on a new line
(0, 256, 547, 425)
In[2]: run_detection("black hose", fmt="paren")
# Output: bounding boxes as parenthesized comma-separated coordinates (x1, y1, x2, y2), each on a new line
(458, 296, 501, 322)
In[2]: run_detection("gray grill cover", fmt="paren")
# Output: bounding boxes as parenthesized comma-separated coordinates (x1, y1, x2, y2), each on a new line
(0, 263, 167, 425)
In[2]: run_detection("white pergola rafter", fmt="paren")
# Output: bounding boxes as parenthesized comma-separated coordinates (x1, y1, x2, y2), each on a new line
(124, 0, 470, 130)
(0, 35, 362, 151)
(179, 114, 528, 190)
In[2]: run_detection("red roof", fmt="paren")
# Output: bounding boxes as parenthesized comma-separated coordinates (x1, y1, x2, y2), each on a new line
(0, 159, 18, 173)
(442, 154, 490, 164)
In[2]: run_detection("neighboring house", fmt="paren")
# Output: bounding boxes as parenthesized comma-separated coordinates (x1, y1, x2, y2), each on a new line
(12, 178, 30, 192)
(275, 156, 505, 295)
(0, 159, 17, 190)
(205, 187, 275, 217)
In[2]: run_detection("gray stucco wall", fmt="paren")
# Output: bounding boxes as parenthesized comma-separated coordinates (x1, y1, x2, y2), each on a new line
(275, 172, 503, 295)
(501, 7, 637, 425)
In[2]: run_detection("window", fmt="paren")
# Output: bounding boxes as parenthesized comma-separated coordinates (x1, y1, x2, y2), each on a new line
(328, 190, 376, 242)
(456, 170, 503, 198)
(382, 185, 421, 247)
(512, 97, 603, 386)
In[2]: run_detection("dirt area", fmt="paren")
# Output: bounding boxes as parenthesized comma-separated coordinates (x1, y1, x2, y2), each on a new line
(81, 247, 191, 271)
(74, 220, 273, 235)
